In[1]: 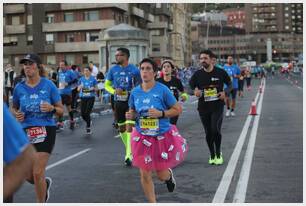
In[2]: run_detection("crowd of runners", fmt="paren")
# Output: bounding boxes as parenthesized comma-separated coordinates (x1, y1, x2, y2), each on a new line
(4, 47, 263, 203)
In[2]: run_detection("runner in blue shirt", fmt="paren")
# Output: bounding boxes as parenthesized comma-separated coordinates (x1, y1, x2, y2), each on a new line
(105, 47, 141, 166)
(71, 65, 82, 112)
(3, 105, 36, 202)
(57, 60, 78, 130)
(223, 55, 241, 117)
(126, 58, 188, 202)
(77, 67, 98, 134)
(12, 53, 64, 203)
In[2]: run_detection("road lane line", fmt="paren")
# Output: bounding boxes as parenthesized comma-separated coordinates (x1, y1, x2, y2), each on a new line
(46, 148, 92, 170)
(212, 89, 261, 203)
(233, 79, 265, 202)
(114, 134, 121, 138)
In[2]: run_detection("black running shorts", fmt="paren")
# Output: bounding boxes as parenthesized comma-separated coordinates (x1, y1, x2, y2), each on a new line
(61, 94, 72, 106)
(114, 101, 129, 125)
(24, 126, 56, 154)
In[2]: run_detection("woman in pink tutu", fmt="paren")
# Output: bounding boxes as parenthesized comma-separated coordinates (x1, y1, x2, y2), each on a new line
(125, 58, 188, 203)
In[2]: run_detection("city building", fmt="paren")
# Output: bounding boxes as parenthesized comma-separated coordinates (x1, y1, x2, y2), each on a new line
(222, 7, 246, 29)
(191, 3, 303, 64)
(245, 3, 303, 34)
(170, 4, 192, 67)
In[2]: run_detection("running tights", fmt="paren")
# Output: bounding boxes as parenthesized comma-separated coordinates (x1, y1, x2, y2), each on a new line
(80, 97, 95, 128)
(199, 107, 224, 158)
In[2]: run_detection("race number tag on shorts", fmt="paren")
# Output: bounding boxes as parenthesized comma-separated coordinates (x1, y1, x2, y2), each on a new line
(140, 118, 159, 135)
(26, 127, 47, 144)
(97, 82, 104, 90)
(59, 82, 66, 89)
(204, 88, 219, 102)
(116, 91, 128, 101)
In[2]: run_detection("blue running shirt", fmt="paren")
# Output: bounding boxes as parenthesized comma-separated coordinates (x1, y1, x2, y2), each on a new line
(78, 76, 97, 98)
(13, 77, 61, 128)
(129, 82, 177, 136)
(58, 69, 78, 95)
(223, 64, 241, 89)
(106, 64, 141, 100)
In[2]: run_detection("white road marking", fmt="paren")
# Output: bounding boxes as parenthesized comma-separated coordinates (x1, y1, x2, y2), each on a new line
(233, 79, 265, 202)
(212, 82, 262, 203)
(46, 148, 92, 171)
(114, 134, 121, 138)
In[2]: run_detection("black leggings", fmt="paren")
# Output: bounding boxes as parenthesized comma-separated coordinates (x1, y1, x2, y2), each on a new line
(246, 77, 251, 87)
(81, 97, 95, 127)
(170, 116, 179, 125)
(199, 107, 224, 158)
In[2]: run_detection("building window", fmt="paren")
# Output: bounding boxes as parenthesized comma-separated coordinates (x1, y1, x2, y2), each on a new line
(285, 25, 290, 30)
(285, 13, 289, 17)
(66, 33, 75, 42)
(12, 16, 20, 25)
(156, 3, 161, 8)
(46, 14, 54, 23)
(27, 35, 33, 45)
(84, 10, 99, 21)
(65, 54, 75, 65)
(82, 55, 88, 64)
(46, 33, 54, 44)
(27, 15, 32, 25)
(64, 12, 74, 22)
(86, 32, 99, 42)
(47, 55, 56, 65)
(152, 43, 160, 52)
(285, 7, 289, 11)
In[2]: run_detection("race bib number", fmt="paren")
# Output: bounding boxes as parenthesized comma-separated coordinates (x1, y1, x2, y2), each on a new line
(116, 91, 128, 101)
(97, 82, 104, 90)
(26, 127, 47, 144)
(204, 88, 219, 102)
(82, 88, 92, 97)
(139, 118, 159, 135)
(59, 82, 66, 89)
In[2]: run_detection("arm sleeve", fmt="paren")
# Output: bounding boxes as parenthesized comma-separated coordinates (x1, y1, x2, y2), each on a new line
(3, 105, 29, 165)
(105, 80, 115, 95)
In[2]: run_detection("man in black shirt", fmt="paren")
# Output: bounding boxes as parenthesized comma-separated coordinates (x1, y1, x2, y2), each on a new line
(189, 50, 232, 165)
(157, 59, 188, 125)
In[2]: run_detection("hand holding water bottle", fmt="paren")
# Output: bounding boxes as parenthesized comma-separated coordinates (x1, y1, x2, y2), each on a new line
(40, 100, 53, 112)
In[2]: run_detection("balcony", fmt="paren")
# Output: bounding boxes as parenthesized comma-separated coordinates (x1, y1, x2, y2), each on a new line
(132, 7, 144, 18)
(148, 22, 168, 29)
(4, 4, 25, 14)
(55, 42, 99, 52)
(60, 3, 128, 12)
(42, 20, 115, 32)
(5, 25, 26, 34)
(147, 14, 154, 23)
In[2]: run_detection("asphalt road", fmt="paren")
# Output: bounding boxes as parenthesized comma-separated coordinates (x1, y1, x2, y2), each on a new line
(14, 76, 303, 203)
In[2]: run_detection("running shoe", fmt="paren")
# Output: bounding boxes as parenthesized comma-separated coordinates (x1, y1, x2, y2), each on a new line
(45, 177, 52, 202)
(230, 111, 236, 116)
(215, 154, 224, 165)
(208, 157, 215, 165)
(69, 120, 75, 130)
(56, 122, 64, 132)
(165, 168, 176, 192)
(124, 158, 132, 166)
(86, 127, 92, 135)
(225, 109, 231, 117)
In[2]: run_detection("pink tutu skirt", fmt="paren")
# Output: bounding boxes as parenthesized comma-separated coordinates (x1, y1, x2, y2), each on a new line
(131, 125, 188, 171)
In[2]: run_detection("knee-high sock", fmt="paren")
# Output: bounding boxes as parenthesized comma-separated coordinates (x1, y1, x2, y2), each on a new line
(120, 132, 132, 160)
(125, 132, 131, 160)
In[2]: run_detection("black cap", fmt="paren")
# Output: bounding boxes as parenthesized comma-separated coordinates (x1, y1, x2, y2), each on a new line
(20, 53, 42, 65)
